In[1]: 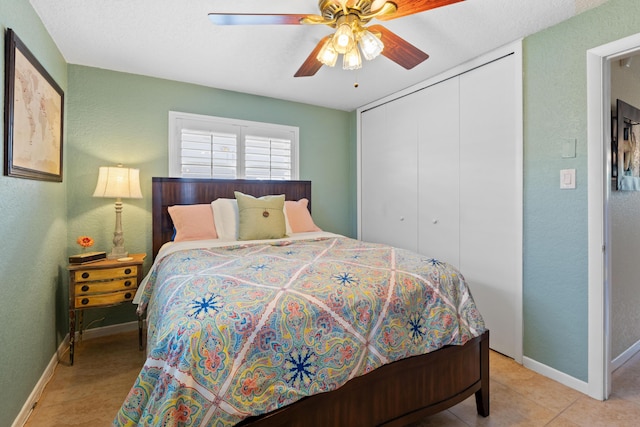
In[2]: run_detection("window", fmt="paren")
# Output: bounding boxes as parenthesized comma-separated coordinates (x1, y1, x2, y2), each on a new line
(169, 111, 299, 180)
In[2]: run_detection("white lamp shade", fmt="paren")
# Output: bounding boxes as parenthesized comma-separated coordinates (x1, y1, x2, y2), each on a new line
(93, 166, 142, 199)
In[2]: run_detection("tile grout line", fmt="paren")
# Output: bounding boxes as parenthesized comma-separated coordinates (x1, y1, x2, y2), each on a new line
(610, 390, 640, 411)
(542, 394, 584, 426)
(491, 366, 583, 426)
(447, 408, 472, 426)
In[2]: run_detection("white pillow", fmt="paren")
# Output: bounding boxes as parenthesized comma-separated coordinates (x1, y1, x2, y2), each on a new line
(211, 198, 239, 241)
(284, 207, 293, 235)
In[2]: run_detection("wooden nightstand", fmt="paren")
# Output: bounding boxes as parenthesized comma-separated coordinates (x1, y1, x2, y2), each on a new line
(67, 253, 146, 365)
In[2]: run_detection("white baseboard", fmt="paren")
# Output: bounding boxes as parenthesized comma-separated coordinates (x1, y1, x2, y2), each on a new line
(11, 338, 66, 427)
(523, 356, 589, 395)
(12, 321, 140, 427)
(612, 339, 640, 372)
(75, 319, 140, 341)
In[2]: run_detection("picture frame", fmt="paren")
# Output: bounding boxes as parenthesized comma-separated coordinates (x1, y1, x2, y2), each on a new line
(616, 99, 640, 190)
(4, 28, 64, 182)
(611, 116, 617, 184)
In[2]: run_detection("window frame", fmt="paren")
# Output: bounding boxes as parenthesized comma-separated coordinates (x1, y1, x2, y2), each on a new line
(168, 111, 299, 180)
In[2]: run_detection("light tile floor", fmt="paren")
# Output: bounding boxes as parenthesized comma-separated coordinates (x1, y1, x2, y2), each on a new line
(23, 331, 640, 426)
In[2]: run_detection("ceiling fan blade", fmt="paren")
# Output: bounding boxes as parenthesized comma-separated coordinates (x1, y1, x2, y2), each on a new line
(294, 36, 332, 77)
(375, 0, 464, 21)
(369, 25, 429, 69)
(208, 13, 309, 25)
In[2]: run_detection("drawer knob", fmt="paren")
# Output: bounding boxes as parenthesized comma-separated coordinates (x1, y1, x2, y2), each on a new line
(124, 280, 132, 287)
(81, 298, 89, 305)
(81, 285, 89, 292)
(125, 293, 132, 299)
(82, 272, 90, 279)
(124, 268, 132, 275)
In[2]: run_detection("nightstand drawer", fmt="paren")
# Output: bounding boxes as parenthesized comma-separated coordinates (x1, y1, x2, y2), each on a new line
(74, 265, 138, 282)
(75, 289, 136, 308)
(67, 253, 146, 365)
(75, 277, 137, 295)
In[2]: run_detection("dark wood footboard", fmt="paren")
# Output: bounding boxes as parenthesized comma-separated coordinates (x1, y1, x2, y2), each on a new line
(239, 330, 490, 427)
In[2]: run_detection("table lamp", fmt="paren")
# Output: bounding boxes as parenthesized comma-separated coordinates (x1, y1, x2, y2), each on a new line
(93, 164, 142, 259)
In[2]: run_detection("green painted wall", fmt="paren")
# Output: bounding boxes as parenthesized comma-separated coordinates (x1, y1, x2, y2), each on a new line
(65, 65, 356, 330)
(0, 0, 68, 422)
(523, 0, 640, 381)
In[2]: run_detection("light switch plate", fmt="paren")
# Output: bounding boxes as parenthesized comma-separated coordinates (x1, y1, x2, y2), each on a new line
(562, 139, 577, 158)
(560, 169, 576, 189)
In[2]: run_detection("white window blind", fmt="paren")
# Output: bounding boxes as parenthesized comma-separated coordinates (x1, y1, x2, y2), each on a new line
(244, 135, 292, 180)
(180, 130, 238, 178)
(169, 111, 299, 180)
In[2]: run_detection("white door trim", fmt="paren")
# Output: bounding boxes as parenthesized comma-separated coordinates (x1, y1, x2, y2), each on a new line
(586, 31, 640, 401)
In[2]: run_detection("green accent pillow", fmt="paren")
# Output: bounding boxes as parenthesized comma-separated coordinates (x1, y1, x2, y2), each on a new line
(234, 191, 286, 240)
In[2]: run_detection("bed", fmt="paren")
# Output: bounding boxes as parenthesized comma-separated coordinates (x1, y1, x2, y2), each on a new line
(115, 177, 489, 426)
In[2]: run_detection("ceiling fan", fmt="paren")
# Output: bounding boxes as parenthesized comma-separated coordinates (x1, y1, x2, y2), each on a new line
(208, 0, 463, 77)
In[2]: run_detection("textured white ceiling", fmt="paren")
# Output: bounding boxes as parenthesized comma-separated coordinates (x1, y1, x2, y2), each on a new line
(30, 0, 608, 111)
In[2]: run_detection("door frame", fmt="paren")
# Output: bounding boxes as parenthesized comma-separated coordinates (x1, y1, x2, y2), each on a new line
(586, 32, 640, 401)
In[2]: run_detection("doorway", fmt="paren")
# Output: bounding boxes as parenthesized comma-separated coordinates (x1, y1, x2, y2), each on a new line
(609, 57, 640, 375)
(587, 32, 640, 401)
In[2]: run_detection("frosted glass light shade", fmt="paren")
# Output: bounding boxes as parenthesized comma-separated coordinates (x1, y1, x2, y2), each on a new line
(359, 30, 384, 61)
(333, 23, 355, 54)
(343, 45, 362, 70)
(93, 166, 142, 199)
(317, 37, 339, 67)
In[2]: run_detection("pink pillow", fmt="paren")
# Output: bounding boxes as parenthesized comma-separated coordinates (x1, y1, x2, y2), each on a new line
(285, 199, 321, 233)
(168, 204, 218, 241)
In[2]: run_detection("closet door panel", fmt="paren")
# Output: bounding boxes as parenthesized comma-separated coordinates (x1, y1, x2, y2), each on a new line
(416, 79, 460, 266)
(361, 96, 419, 252)
(459, 55, 520, 358)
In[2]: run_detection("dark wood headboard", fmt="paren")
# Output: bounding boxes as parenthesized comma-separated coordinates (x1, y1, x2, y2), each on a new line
(152, 178, 312, 259)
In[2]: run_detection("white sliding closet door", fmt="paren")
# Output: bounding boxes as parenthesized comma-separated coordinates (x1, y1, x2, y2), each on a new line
(360, 95, 419, 252)
(359, 46, 523, 361)
(459, 55, 521, 359)
(417, 79, 461, 266)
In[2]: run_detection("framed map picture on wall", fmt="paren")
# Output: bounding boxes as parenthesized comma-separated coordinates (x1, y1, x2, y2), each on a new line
(4, 28, 64, 182)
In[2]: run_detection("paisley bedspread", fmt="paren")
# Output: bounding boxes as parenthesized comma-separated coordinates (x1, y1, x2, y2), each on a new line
(114, 234, 485, 426)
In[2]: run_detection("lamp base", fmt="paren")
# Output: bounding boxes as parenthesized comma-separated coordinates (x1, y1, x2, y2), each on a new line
(107, 246, 129, 260)
(108, 199, 128, 260)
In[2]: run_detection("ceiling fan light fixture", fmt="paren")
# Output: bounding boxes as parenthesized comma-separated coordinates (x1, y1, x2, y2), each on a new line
(209, 0, 457, 78)
(343, 45, 362, 70)
(358, 29, 384, 61)
(317, 37, 339, 67)
(333, 22, 355, 54)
